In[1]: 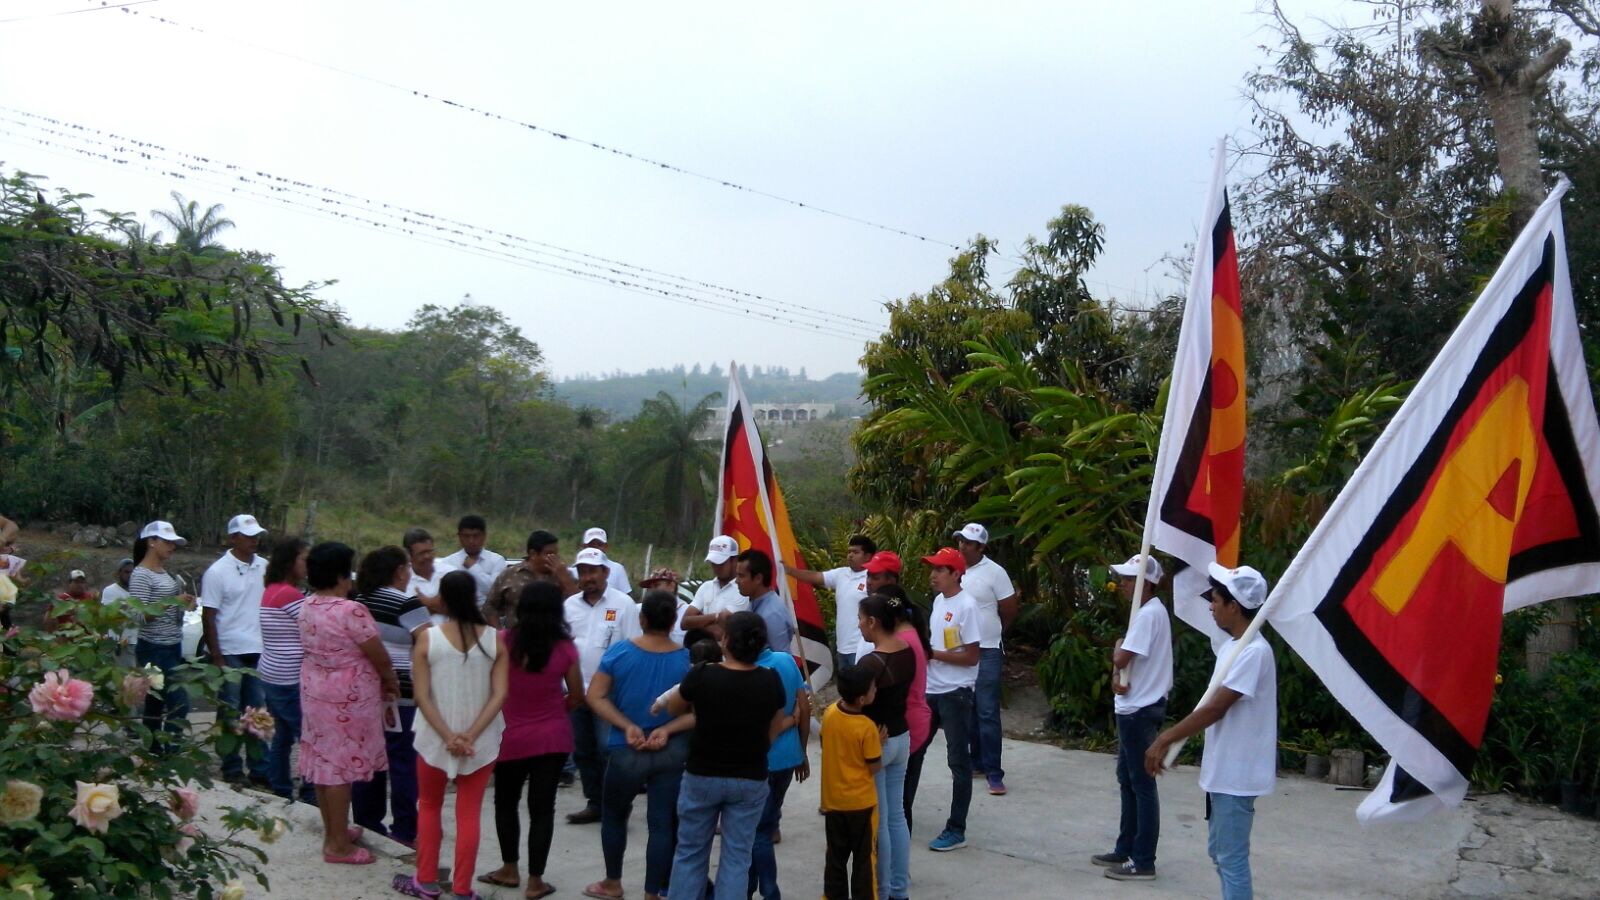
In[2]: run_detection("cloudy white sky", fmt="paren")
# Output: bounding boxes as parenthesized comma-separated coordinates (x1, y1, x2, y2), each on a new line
(0, 0, 1350, 379)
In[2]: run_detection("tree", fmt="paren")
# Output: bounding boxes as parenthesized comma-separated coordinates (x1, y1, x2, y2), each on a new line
(627, 391, 722, 539)
(151, 190, 235, 255)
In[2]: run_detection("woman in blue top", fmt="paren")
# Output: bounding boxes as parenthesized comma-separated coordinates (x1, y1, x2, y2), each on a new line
(749, 640, 809, 900)
(584, 590, 693, 900)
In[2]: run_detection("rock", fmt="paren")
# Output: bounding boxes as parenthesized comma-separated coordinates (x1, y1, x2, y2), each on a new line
(117, 521, 139, 540)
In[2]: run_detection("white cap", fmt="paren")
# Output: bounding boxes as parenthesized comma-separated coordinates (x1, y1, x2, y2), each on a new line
(1206, 562, 1268, 610)
(139, 521, 187, 546)
(581, 527, 608, 546)
(952, 523, 989, 545)
(68, 569, 86, 580)
(227, 514, 266, 537)
(1110, 554, 1163, 584)
(573, 548, 610, 569)
(706, 535, 739, 564)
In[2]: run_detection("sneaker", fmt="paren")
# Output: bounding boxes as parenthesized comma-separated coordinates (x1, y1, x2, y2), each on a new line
(928, 829, 967, 852)
(1091, 852, 1129, 867)
(970, 768, 987, 779)
(565, 806, 601, 825)
(986, 774, 1008, 796)
(1104, 861, 1156, 881)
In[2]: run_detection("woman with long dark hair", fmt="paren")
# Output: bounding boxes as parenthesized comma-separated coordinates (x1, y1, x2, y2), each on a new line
(397, 570, 508, 899)
(874, 584, 933, 837)
(130, 521, 195, 749)
(857, 591, 918, 900)
(478, 581, 583, 899)
(258, 537, 313, 803)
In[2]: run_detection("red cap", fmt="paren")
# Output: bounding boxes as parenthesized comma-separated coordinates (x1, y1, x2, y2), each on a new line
(863, 551, 902, 575)
(921, 546, 967, 576)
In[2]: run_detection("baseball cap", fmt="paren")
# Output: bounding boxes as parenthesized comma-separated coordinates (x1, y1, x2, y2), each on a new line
(227, 514, 267, 537)
(705, 535, 739, 565)
(921, 546, 967, 576)
(139, 521, 187, 546)
(1206, 562, 1268, 610)
(581, 527, 608, 546)
(863, 551, 902, 575)
(640, 567, 680, 587)
(68, 569, 86, 580)
(1110, 554, 1164, 584)
(952, 523, 989, 545)
(573, 547, 609, 568)
(117, 558, 134, 568)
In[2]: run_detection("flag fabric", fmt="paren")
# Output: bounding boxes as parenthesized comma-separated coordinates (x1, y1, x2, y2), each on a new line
(714, 364, 833, 689)
(1147, 140, 1245, 648)
(1266, 181, 1600, 822)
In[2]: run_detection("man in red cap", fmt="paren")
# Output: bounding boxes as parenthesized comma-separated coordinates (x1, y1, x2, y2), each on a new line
(921, 546, 980, 852)
(863, 551, 902, 600)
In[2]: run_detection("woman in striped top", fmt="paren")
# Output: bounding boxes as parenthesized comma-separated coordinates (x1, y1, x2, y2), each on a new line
(131, 520, 195, 749)
(259, 537, 312, 803)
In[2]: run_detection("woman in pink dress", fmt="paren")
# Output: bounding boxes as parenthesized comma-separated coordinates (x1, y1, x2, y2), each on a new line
(299, 541, 400, 865)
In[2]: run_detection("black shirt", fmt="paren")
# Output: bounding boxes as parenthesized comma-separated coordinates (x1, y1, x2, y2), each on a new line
(858, 646, 915, 737)
(680, 663, 785, 781)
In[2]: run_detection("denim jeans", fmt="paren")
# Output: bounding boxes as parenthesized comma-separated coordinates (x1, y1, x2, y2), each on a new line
(875, 731, 912, 897)
(926, 687, 974, 835)
(1114, 700, 1166, 869)
(668, 773, 768, 900)
(570, 705, 611, 812)
(1207, 792, 1256, 899)
(260, 681, 314, 802)
(218, 653, 269, 780)
(968, 647, 1004, 778)
(903, 740, 929, 835)
(135, 641, 189, 749)
(352, 703, 418, 843)
(747, 766, 795, 899)
(602, 735, 689, 896)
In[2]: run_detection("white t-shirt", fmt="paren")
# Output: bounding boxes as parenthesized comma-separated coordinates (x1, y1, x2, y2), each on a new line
(1115, 598, 1173, 714)
(200, 552, 267, 655)
(1198, 633, 1278, 797)
(563, 588, 642, 689)
(408, 561, 458, 626)
(960, 555, 1015, 649)
(440, 548, 507, 605)
(101, 583, 137, 643)
(567, 559, 632, 596)
(926, 590, 980, 695)
(823, 566, 870, 659)
(670, 599, 689, 647)
(690, 577, 747, 617)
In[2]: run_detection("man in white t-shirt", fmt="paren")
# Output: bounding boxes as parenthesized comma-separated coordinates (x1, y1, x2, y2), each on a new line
(786, 534, 874, 667)
(440, 514, 507, 607)
(1096, 554, 1173, 882)
(566, 526, 631, 596)
(953, 522, 1017, 796)
(680, 535, 746, 640)
(101, 558, 137, 663)
(403, 527, 457, 621)
(1147, 562, 1276, 900)
(201, 514, 271, 787)
(922, 546, 981, 853)
(563, 547, 641, 824)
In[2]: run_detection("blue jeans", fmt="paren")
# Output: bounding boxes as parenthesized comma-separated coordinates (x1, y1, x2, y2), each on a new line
(1114, 700, 1165, 869)
(748, 767, 795, 899)
(218, 653, 269, 781)
(602, 735, 689, 895)
(668, 773, 768, 900)
(352, 703, 418, 843)
(968, 647, 1004, 779)
(1207, 792, 1256, 899)
(261, 682, 314, 802)
(570, 705, 611, 811)
(875, 731, 911, 897)
(927, 687, 974, 835)
(135, 641, 189, 749)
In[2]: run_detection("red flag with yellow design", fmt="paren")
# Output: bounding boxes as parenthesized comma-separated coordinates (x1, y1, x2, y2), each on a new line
(1269, 181, 1600, 822)
(714, 364, 832, 688)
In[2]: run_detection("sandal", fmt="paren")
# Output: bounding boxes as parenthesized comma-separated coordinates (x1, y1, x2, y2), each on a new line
(582, 882, 624, 900)
(391, 875, 442, 899)
(324, 846, 376, 865)
(527, 887, 557, 900)
(478, 872, 521, 888)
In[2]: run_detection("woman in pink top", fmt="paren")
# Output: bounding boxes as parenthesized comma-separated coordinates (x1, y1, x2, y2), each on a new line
(877, 584, 933, 836)
(478, 581, 583, 899)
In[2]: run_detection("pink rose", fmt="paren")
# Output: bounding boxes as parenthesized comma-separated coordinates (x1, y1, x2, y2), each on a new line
(176, 820, 202, 855)
(240, 706, 275, 743)
(169, 787, 200, 821)
(29, 670, 94, 721)
(120, 671, 152, 708)
(67, 781, 123, 834)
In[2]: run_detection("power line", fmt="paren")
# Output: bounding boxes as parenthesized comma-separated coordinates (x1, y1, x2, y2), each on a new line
(0, 0, 159, 25)
(89, 2, 963, 251)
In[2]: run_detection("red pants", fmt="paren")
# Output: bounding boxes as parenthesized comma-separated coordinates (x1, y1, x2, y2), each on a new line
(416, 759, 495, 896)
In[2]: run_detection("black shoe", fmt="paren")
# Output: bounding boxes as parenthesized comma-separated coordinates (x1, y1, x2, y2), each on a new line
(558, 771, 576, 788)
(1104, 861, 1156, 881)
(1091, 852, 1129, 867)
(247, 774, 273, 790)
(566, 806, 601, 825)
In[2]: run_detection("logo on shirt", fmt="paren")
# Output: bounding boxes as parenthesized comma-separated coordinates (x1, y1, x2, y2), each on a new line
(943, 611, 953, 622)
(604, 609, 618, 622)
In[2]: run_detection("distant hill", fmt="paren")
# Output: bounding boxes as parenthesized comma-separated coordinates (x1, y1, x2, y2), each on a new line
(556, 364, 864, 418)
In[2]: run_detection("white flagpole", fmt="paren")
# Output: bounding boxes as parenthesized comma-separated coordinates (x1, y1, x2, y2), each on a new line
(1162, 591, 1275, 767)
(1118, 494, 1160, 688)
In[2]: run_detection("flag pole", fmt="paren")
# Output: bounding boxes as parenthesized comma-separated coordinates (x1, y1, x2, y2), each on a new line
(1119, 490, 1161, 688)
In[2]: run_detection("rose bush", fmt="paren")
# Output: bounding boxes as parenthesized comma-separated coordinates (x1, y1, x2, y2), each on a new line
(0, 578, 278, 898)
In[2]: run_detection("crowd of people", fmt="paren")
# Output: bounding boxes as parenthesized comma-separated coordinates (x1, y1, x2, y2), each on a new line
(10, 507, 1280, 900)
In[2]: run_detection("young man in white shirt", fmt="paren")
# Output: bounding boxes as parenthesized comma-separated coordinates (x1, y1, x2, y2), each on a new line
(786, 534, 875, 670)
(952, 522, 1017, 796)
(1097, 554, 1173, 882)
(680, 535, 746, 640)
(1147, 563, 1276, 900)
(563, 547, 641, 824)
(440, 514, 507, 607)
(402, 527, 457, 621)
(101, 558, 137, 666)
(922, 546, 981, 852)
(200, 514, 271, 787)
(567, 526, 631, 596)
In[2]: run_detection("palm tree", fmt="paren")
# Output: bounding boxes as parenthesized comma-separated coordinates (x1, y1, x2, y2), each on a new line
(629, 390, 722, 539)
(151, 191, 234, 255)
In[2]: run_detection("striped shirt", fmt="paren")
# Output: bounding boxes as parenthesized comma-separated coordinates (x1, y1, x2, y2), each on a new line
(130, 566, 184, 646)
(257, 583, 306, 686)
(356, 586, 431, 701)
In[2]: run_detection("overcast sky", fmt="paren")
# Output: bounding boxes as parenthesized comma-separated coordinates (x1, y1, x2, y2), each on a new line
(0, 0, 1350, 379)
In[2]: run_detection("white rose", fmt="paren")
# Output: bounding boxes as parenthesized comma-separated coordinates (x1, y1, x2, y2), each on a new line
(220, 880, 245, 900)
(259, 817, 288, 844)
(141, 664, 165, 691)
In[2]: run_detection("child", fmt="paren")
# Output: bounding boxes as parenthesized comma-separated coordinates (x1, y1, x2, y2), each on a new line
(821, 663, 882, 900)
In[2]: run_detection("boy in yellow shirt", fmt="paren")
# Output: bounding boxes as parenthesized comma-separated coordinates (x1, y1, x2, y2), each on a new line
(821, 663, 883, 899)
